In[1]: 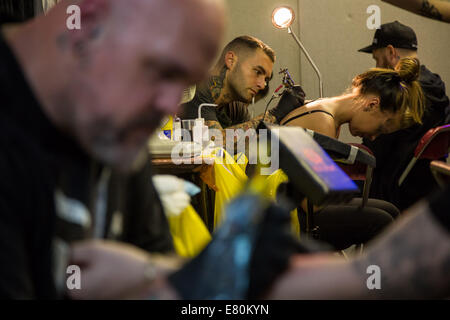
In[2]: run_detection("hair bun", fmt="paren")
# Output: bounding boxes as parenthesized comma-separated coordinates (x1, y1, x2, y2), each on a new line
(395, 57, 420, 83)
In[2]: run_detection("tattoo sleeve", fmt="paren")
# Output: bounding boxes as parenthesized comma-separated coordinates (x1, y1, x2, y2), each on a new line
(227, 112, 277, 132)
(383, 0, 450, 22)
(420, 0, 443, 20)
(204, 120, 227, 147)
(351, 201, 450, 299)
(205, 112, 277, 155)
(56, 33, 69, 50)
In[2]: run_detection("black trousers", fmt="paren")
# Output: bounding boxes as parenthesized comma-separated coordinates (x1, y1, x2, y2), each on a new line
(304, 198, 400, 250)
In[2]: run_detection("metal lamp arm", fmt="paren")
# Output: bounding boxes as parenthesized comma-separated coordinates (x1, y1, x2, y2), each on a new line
(288, 26, 324, 98)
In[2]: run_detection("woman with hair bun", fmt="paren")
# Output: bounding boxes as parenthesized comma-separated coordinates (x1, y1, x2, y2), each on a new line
(275, 58, 426, 250)
(280, 58, 425, 141)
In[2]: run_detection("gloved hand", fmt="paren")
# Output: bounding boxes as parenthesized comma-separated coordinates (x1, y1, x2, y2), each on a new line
(269, 85, 306, 123)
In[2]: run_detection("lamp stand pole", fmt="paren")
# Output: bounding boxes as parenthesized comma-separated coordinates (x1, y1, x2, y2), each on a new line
(288, 26, 324, 98)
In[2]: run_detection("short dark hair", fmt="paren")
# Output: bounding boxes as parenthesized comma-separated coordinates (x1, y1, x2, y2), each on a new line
(216, 35, 276, 68)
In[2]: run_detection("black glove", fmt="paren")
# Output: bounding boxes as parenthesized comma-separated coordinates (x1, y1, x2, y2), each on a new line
(269, 85, 306, 123)
(247, 204, 331, 299)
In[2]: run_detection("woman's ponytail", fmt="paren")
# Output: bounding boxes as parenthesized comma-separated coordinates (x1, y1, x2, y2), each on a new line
(395, 58, 425, 126)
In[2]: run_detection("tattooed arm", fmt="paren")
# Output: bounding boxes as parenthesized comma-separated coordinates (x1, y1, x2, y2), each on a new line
(382, 0, 450, 23)
(352, 200, 450, 299)
(205, 112, 277, 150)
(227, 112, 277, 131)
(266, 199, 450, 299)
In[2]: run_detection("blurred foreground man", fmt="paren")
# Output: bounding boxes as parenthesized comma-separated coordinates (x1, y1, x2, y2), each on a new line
(0, 0, 225, 298)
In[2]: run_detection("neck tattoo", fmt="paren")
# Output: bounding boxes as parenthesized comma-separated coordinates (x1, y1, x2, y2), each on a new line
(209, 66, 227, 103)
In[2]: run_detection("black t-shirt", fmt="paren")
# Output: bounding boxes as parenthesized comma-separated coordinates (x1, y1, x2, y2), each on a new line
(180, 83, 250, 128)
(0, 33, 173, 298)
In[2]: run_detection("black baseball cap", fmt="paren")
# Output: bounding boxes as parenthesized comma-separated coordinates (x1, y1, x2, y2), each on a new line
(358, 21, 418, 53)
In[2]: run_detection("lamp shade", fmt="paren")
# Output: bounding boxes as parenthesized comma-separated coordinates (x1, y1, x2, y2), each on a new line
(272, 6, 295, 29)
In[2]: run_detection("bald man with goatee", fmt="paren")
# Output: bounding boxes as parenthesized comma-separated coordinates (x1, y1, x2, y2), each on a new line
(0, 0, 225, 299)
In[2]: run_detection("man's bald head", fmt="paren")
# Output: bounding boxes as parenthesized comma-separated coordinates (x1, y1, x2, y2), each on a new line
(6, 0, 226, 171)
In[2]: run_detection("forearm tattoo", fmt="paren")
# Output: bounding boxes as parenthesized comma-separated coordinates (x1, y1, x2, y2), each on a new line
(205, 120, 227, 146)
(351, 204, 450, 299)
(227, 113, 277, 132)
(56, 33, 69, 49)
(420, 0, 443, 20)
(205, 120, 224, 131)
(205, 112, 277, 151)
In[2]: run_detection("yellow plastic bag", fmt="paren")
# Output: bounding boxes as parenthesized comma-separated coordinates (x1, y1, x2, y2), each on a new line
(262, 169, 300, 239)
(212, 149, 300, 237)
(213, 150, 249, 228)
(168, 205, 211, 258)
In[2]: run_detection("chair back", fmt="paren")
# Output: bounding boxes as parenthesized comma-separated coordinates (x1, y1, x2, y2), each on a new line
(415, 124, 450, 160)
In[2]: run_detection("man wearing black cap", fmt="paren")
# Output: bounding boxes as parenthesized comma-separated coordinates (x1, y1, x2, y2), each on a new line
(0, 0, 226, 299)
(358, 21, 450, 211)
(358, 21, 419, 66)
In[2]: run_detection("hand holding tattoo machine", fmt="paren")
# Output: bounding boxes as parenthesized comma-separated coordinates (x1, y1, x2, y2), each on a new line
(262, 68, 306, 124)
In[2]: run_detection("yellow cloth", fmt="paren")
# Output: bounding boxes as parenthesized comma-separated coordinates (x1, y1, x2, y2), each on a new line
(166, 149, 248, 257)
(261, 169, 300, 239)
(213, 150, 249, 228)
(211, 149, 300, 238)
(168, 205, 211, 258)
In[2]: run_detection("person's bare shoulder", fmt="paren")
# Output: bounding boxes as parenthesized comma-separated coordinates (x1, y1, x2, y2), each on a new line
(281, 104, 337, 138)
(303, 112, 337, 137)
